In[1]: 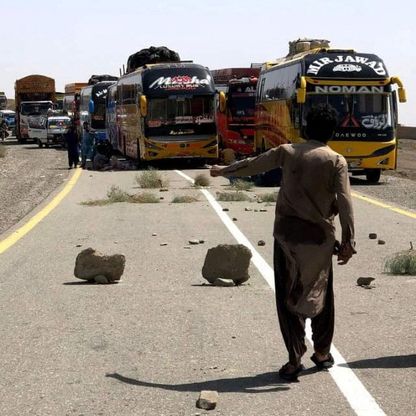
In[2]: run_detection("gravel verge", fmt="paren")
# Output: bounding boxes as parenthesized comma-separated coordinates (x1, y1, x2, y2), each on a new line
(0, 138, 71, 235)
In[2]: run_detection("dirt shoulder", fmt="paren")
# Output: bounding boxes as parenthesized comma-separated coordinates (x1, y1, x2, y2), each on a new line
(0, 138, 71, 236)
(385, 138, 416, 181)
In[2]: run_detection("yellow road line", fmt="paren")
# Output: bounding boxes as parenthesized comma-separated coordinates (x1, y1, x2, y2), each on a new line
(0, 168, 82, 255)
(352, 191, 416, 219)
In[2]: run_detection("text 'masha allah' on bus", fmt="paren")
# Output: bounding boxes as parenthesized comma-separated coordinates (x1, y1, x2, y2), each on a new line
(107, 62, 219, 163)
(256, 39, 406, 183)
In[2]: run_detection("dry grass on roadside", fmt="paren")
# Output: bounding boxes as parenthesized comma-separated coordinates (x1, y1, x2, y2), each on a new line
(136, 169, 169, 189)
(384, 245, 416, 275)
(0, 145, 6, 158)
(257, 192, 278, 203)
(230, 179, 254, 191)
(172, 195, 199, 203)
(217, 191, 252, 202)
(193, 174, 210, 187)
(131, 192, 160, 203)
(81, 186, 160, 206)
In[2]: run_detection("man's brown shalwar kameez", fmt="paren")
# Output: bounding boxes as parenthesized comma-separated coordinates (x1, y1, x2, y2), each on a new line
(220, 141, 355, 366)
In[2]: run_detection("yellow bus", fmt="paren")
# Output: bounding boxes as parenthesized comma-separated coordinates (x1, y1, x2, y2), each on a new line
(255, 40, 406, 183)
(114, 62, 218, 163)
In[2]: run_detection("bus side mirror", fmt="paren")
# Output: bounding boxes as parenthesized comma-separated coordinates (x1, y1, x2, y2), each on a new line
(398, 88, 407, 103)
(391, 77, 407, 103)
(88, 99, 95, 113)
(140, 95, 147, 117)
(219, 91, 226, 113)
(296, 76, 307, 104)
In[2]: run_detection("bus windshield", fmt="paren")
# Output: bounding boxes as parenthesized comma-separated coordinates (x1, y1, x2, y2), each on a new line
(228, 96, 255, 118)
(21, 102, 53, 116)
(146, 95, 215, 137)
(305, 94, 393, 139)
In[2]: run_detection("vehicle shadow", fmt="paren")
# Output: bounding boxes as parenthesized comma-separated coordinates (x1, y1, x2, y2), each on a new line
(349, 176, 385, 186)
(339, 354, 416, 369)
(105, 371, 290, 393)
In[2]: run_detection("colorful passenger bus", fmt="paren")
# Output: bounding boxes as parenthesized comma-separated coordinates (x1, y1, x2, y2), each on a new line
(112, 62, 218, 162)
(212, 67, 259, 156)
(79, 81, 116, 136)
(256, 40, 406, 182)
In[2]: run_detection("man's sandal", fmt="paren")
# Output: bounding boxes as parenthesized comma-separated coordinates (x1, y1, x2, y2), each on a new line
(310, 353, 335, 370)
(278, 363, 304, 382)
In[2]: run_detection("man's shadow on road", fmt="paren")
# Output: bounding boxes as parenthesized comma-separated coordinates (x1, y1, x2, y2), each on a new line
(340, 354, 416, 369)
(106, 371, 290, 394)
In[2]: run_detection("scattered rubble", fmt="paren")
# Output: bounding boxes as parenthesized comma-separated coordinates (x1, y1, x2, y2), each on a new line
(160, 242, 168, 246)
(244, 207, 252, 212)
(378, 239, 386, 245)
(369, 233, 377, 239)
(257, 240, 266, 246)
(202, 244, 252, 285)
(222, 208, 229, 212)
(232, 217, 237, 222)
(357, 277, 375, 287)
(189, 240, 200, 245)
(74, 248, 125, 283)
(196, 390, 219, 410)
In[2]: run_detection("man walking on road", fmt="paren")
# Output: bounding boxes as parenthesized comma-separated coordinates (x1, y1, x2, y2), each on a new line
(210, 104, 356, 381)
(65, 123, 79, 169)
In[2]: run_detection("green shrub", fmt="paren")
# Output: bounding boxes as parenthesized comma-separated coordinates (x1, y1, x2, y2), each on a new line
(107, 185, 131, 203)
(193, 173, 210, 187)
(172, 195, 199, 203)
(384, 247, 416, 275)
(131, 192, 160, 203)
(136, 169, 169, 189)
(230, 179, 253, 191)
(258, 192, 278, 203)
(217, 192, 252, 202)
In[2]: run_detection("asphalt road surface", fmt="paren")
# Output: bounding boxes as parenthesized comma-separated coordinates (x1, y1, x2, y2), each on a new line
(0, 167, 415, 416)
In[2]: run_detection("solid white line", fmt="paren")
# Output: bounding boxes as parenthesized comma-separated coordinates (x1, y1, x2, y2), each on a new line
(176, 169, 385, 416)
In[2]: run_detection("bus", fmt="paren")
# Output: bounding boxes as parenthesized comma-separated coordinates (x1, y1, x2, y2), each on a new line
(112, 62, 218, 163)
(256, 39, 406, 183)
(0, 92, 7, 110)
(79, 81, 116, 137)
(212, 67, 259, 156)
(106, 83, 119, 150)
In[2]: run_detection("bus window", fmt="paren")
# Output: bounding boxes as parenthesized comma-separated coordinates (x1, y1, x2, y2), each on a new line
(146, 96, 215, 137)
(305, 94, 393, 136)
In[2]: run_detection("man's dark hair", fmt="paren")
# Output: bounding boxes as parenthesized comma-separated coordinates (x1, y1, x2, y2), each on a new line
(305, 104, 338, 143)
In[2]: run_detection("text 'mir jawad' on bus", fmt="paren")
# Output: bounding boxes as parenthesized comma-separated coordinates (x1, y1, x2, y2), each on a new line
(256, 38, 406, 183)
(110, 61, 218, 163)
(211, 67, 260, 158)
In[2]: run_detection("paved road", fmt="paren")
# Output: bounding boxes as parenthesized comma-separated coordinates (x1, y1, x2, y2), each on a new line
(0, 168, 414, 415)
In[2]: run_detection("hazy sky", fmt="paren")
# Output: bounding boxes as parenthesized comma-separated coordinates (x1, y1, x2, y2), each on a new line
(1, 0, 414, 125)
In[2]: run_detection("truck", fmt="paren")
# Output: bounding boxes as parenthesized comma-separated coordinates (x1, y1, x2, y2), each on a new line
(0, 92, 7, 110)
(15, 75, 56, 142)
(211, 67, 260, 156)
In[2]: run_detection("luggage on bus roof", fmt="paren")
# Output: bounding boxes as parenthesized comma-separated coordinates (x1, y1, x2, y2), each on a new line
(126, 46, 180, 73)
(88, 75, 118, 85)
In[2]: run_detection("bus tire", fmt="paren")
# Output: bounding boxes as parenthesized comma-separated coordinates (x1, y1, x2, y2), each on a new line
(365, 169, 381, 184)
(38, 140, 43, 148)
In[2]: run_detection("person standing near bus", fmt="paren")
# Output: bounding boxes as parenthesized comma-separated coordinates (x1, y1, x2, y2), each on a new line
(81, 121, 94, 168)
(210, 104, 356, 381)
(65, 122, 79, 169)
